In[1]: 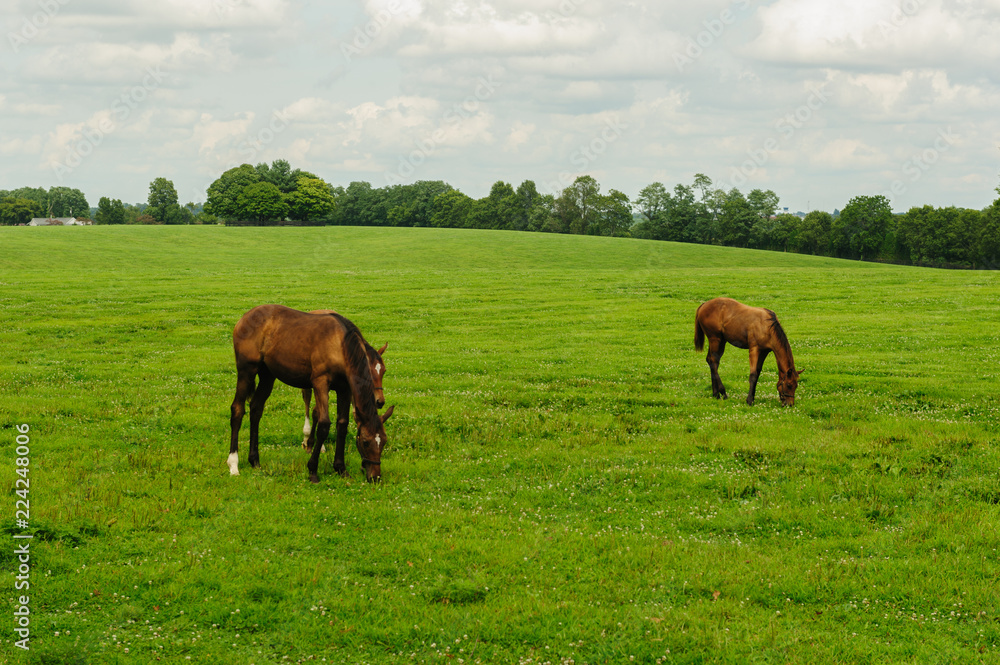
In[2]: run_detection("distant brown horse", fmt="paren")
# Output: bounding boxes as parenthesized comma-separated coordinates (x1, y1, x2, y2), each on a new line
(300, 309, 387, 451)
(694, 297, 802, 406)
(229, 304, 394, 483)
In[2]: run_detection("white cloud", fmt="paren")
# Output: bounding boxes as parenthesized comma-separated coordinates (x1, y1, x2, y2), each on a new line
(22, 33, 236, 84)
(189, 111, 256, 155)
(504, 121, 535, 152)
(2, 0, 999, 213)
(747, 0, 1000, 69)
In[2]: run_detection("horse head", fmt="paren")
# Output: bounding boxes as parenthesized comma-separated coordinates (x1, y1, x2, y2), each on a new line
(356, 405, 394, 482)
(777, 368, 803, 406)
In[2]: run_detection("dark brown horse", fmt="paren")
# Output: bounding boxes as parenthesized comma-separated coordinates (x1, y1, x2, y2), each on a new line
(300, 309, 387, 451)
(694, 297, 802, 406)
(229, 304, 394, 483)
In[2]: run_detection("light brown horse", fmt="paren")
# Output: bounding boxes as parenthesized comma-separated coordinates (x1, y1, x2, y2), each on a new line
(300, 309, 387, 452)
(694, 297, 802, 406)
(229, 304, 394, 483)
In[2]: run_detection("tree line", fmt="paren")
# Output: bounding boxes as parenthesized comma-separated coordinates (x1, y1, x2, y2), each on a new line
(0, 186, 90, 225)
(5, 160, 1000, 269)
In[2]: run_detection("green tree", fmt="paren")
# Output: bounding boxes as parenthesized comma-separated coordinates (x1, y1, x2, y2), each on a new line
(557, 176, 601, 235)
(147, 177, 182, 224)
(284, 177, 336, 223)
(747, 188, 780, 221)
(634, 182, 670, 240)
(47, 186, 89, 217)
(694, 187, 727, 244)
(237, 182, 289, 223)
(0, 197, 43, 225)
(329, 182, 371, 226)
(256, 159, 319, 193)
(467, 181, 516, 230)
(828, 212, 851, 258)
(205, 164, 262, 221)
(692, 173, 713, 202)
(10, 187, 47, 211)
(527, 193, 556, 232)
(669, 184, 699, 243)
(898, 205, 981, 267)
(95, 197, 127, 225)
(717, 188, 755, 247)
(430, 189, 474, 228)
(789, 211, 832, 255)
(509, 180, 542, 232)
(747, 188, 780, 249)
(978, 199, 1000, 269)
(840, 195, 892, 260)
(594, 189, 632, 237)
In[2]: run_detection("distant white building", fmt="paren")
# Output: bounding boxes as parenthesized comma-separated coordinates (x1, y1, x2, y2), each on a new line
(27, 217, 92, 226)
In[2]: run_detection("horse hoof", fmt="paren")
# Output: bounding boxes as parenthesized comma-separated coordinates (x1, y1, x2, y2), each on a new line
(309, 474, 320, 484)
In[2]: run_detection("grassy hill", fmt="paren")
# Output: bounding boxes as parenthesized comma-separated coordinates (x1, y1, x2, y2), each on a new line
(2, 226, 999, 663)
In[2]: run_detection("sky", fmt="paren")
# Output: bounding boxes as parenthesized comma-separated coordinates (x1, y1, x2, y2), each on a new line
(1, 0, 999, 214)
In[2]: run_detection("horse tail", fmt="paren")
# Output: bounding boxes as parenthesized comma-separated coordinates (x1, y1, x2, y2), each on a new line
(694, 310, 705, 351)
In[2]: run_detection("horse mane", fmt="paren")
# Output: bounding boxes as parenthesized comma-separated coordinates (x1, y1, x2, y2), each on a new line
(318, 311, 382, 365)
(330, 313, 380, 430)
(765, 310, 792, 357)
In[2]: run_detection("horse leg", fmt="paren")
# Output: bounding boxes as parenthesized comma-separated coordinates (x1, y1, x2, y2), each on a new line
(247, 366, 275, 469)
(304, 389, 329, 454)
(307, 380, 332, 484)
(301, 388, 313, 450)
(747, 347, 770, 406)
(706, 338, 727, 399)
(228, 365, 257, 476)
(332, 386, 350, 477)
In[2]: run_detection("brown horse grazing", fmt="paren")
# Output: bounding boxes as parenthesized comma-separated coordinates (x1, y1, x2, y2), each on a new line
(229, 304, 394, 483)
(694, 297, 803, 406)
(300, 309, 387, 451)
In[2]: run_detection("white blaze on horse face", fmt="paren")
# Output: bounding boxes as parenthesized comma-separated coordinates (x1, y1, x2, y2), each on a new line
(375, 434, 382, 447)
(227, 452, 239, 476)
(375, 363, 382, 376)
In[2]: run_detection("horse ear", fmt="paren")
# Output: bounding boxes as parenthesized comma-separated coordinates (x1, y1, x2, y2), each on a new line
(381, 404, 395, 423)
(377, 342, 388, 355)
(793, 368, 804, 378)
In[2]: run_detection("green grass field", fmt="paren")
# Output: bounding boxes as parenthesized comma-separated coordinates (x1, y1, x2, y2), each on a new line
(2, 226, 999, 664)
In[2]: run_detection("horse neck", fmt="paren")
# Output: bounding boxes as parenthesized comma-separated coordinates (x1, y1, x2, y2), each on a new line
(770, 339, 795, 375)
(341, 340, 378, 430)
